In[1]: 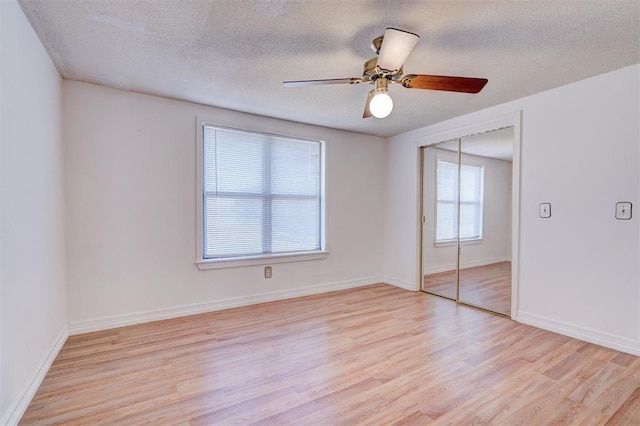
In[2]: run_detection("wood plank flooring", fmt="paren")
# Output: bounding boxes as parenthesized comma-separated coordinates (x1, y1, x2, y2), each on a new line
(423, 261, 511, 315)
(21, 284, 640, 425)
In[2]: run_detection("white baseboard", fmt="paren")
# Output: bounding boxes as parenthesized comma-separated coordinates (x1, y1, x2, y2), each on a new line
(423, 257, 509, 275)
(423, 263, 456, 275)
(460, 256, 509, 270)
(69, 277, 384, 335)
(1, 326, 68, 426)
(517, 311, 640, 356)
(384, 277, 417, 291)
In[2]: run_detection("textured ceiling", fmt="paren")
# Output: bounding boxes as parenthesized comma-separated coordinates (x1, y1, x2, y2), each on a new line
(18, 0, 640, 137)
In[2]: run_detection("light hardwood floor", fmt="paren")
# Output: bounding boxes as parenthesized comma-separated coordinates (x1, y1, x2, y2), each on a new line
(424, 261, 511, 315)
(21, 284, 639, 425)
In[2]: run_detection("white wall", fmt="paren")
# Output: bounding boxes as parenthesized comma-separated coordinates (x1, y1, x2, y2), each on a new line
(385, 64, 640, 354)
(383, 134, 420, 290)
(422, 147, 513, 274)
(0, 2, 68, 424)
(63, 81, 386, 331)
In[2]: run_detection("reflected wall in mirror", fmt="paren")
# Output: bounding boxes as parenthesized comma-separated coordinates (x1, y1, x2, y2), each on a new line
(458, 127, 513, 315)
(421, 139, 459, 300)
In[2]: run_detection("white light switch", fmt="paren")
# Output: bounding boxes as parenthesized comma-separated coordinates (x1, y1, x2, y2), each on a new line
(539, 203, 551, 218)
(616, 202, 632, 220)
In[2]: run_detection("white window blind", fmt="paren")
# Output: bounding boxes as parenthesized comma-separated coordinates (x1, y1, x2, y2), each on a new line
(436, 160, 484, 242)
(202, 125, 322, 259)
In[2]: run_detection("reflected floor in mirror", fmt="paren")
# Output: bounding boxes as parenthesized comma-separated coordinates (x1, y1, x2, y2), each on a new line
(423, 261, 511, 315)
(422, 269, 457, 300)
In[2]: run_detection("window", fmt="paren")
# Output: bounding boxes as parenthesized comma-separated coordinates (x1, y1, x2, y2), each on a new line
(436, 160, 484, 243)
(198, 124, 324, 263)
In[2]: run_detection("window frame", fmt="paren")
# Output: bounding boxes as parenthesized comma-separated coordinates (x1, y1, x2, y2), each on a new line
(434, 158, 485, 246)
(195, 117, 328, 270)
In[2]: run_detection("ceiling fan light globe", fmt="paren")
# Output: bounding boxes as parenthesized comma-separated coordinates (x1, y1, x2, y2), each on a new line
(369, 93, 393, 118)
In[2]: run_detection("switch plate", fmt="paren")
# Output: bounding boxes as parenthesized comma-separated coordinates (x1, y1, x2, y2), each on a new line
(264, 266, 272, 279)
(539, 203, 551, 218)
(615, 202, 632, 220)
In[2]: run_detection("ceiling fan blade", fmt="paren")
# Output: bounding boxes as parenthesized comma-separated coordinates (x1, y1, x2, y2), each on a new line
(363, 89, 374, 119)
(283, 78, 363, 87)
(401, 74, 488, 93)
(377, 28, 420, 72)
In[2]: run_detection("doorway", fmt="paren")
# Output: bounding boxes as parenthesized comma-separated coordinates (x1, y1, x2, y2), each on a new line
(420, 127, 515, 316)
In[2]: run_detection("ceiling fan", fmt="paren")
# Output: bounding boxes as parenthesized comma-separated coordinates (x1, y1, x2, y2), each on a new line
(283, 28, 488, 119)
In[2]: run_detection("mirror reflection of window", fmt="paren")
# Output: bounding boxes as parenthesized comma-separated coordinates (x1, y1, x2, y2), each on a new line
(459, 163, 484, 241)
(436, 160, 484, 243)
(435, 160, 458, 242)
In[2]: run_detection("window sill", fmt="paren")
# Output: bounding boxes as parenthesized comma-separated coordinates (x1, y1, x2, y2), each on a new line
(196, 251, 329, 270)
(434, 238, 483, 248)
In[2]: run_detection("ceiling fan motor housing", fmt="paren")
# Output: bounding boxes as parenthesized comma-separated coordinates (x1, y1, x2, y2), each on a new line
(363, 57, 379, 78)
(363, 57, 402, 80)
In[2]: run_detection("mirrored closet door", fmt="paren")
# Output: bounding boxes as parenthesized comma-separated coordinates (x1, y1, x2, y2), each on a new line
(421, 139, 460, 301)
(421, 127, 514, 316)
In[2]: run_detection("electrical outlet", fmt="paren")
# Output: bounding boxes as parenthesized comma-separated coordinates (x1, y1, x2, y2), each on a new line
(264, 266, 272, 279)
